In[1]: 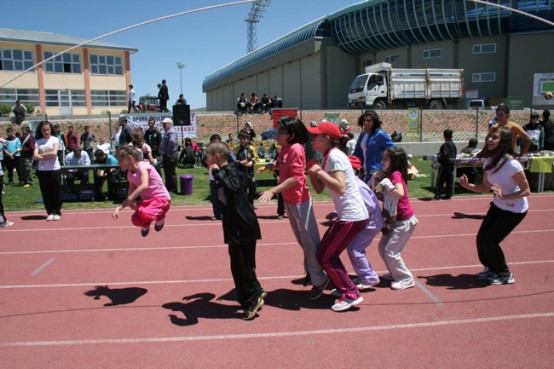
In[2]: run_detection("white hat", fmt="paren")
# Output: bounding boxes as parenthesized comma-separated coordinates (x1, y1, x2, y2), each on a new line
(162, 117, 173, 124)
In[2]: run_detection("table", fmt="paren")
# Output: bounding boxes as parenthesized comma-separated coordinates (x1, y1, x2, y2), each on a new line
(449, 155, 553, 193)
(60, 164, 124, 201)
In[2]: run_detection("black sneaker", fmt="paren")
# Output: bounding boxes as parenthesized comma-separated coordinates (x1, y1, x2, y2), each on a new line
(242, 296, 264, 320)
(302, 273, 312, 286)
(308, 278, 329, 300)
(154, 219, 165, 232)
(141, 227, 150, 237)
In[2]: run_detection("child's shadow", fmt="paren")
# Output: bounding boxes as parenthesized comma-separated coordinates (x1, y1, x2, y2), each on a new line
(162, 292, 241, 326)
(84, 286, 148, 306)
(418, 274, 489, 290)
(185, 215, 214, 221)
(217, 288, 337, 311)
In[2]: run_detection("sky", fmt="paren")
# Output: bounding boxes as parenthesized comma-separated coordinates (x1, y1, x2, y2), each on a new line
(1, 0, 361, 109)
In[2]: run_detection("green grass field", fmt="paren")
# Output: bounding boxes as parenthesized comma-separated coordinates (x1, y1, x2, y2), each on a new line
(2, 157, 458, 212)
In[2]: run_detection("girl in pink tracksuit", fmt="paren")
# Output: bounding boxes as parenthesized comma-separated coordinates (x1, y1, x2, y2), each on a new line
(112, 146, 171, 237)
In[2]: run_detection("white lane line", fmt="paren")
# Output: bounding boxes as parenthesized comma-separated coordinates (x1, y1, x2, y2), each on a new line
(2, 227, 553, 256)
(1, 260, 552, 289)
(415, 280, 443, 304)
(3, 312, 553, 347)
(31, 258, 55, 276)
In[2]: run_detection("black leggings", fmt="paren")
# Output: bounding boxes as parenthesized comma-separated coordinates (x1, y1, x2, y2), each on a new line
(476, 203, 526, 277)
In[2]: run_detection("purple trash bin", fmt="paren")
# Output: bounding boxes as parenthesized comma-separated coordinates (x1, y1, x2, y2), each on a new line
(180, 174, 194, 195)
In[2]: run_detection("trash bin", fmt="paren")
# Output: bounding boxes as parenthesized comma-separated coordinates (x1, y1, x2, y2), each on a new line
(180, 174, 194, 195)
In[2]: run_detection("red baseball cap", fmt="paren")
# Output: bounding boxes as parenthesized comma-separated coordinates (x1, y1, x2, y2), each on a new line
(306, 121, 341, 140)
(347, 155, 362, 170)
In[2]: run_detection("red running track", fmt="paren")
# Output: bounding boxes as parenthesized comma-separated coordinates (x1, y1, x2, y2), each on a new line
(1, 194, 553, 368)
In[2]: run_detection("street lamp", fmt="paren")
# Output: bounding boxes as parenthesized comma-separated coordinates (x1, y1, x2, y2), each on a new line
(176, 62, 185, 95)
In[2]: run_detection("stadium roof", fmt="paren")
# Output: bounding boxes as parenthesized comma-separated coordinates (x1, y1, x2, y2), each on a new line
(203, 0, 554, 89)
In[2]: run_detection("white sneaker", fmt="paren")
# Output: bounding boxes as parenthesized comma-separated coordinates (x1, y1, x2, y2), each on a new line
(354, 277, 380, 290)
(331, 296, 363, 312)
(0, 221, 14, 228)
(46, 214, 55, 221)
(391, 278, 415, 291)
(53, 215, 61, 221)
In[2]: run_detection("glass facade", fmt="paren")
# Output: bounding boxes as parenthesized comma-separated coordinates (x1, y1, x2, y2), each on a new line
(0, 48, 34, 71)
(91, 90, 126, 107)
(0, 88, 39, 106)
(90, 54, 123, 75)
(327, 0, 553, 54)
(44, 52, 81, 73)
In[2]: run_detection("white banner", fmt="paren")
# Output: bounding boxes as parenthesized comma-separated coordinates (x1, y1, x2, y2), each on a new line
(120, 113, 198, 139)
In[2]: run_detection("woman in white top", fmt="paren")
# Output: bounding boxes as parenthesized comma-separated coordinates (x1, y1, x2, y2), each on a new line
(34, 121, 63, 221)
(459, 126, 530, 285)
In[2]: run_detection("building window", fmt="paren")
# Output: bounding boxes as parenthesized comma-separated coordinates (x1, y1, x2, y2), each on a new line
(423, 49, 442, 59)
(473, 43, 496, 54)
(0, 49, 34, 71)
(472, 72, 496, 83)
(0, 88, 40, 106)
(91, 90, 126, 107)
(385, 55, 399, 63)
(44, 52, 81, 73)
(70, 90, 86, 107)
(90, 55, 123, 75)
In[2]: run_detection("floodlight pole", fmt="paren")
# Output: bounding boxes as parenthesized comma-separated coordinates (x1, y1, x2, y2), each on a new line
(176, 62, 185, 95)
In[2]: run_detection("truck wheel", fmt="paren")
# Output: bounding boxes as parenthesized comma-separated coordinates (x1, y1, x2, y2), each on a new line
(428, 100, 443, 110)
(373, 100, 387, 109)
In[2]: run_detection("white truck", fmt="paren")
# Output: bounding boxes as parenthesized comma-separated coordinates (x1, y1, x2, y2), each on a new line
(347, 62, 464, 109)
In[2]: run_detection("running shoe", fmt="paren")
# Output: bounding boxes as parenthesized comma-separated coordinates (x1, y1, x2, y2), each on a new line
(331, 296, 363, 312)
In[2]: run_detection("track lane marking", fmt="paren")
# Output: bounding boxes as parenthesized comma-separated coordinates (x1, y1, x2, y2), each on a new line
(2, 312, 553, 347)
(1, 259, 552, 289)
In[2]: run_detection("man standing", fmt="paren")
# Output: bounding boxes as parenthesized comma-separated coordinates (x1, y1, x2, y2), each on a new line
(79, 125, 96, 160)
(144, 117, 162, 160)
(158, 80, 170, 112)
(128, 84, 138, 113)
(12, 100, 27, 125)
(66, 126, 79, 152)
(159, 117, 179, 193)
(19, 126, 35, 187)
(118, 116, 133, 148)
(541, 109, 554, 150)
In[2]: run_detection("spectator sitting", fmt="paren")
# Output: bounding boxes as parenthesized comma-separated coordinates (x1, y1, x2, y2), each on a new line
(260, 94, 272, 114)
(460, 138, 479, 155)
(93, 149, 120, 201)
(179, 137, 197, 168)
(457, 138, 479, 183)
(95, 137, 111, 155)
(64, 147, 91, 184)
(236, 93, 249, 115)
(249, 93, 259, 113)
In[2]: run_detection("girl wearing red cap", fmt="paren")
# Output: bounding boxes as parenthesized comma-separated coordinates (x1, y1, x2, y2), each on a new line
(307, 122, 369, 312)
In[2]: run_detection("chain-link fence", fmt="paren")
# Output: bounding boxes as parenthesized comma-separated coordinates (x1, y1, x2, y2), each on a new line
(0, 109, 534, 149)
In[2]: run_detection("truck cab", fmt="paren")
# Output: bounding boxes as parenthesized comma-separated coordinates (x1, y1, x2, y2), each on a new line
(348, 73, 386, 109)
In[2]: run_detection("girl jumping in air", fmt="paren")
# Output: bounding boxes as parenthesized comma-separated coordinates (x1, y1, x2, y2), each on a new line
(112, 146, 171, 237)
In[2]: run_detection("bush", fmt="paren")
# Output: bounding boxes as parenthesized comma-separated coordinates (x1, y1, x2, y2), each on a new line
(23, 103, 35, 114)
(0, 103, 11, 115)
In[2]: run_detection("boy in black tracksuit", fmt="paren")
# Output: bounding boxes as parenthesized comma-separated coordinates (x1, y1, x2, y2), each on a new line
(206, 142, 265, 320)
(434, 129, 457, 200)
